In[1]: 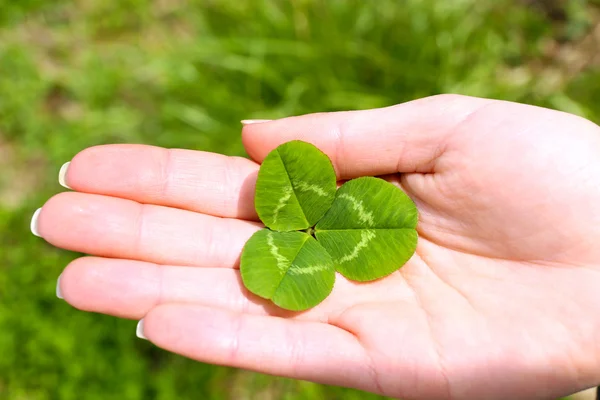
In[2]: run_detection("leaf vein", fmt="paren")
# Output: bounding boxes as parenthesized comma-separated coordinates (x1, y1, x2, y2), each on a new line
(275, 150, 309, 226)
(270, 232, 311, 297)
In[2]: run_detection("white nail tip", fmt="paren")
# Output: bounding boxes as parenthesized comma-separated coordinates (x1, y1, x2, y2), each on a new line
(241, 119, 272, 125)
(136, 320, 147, 340)
(58, 161, 72, 189)
(56, 274, 64, 299)
(30, 208, 42, 237)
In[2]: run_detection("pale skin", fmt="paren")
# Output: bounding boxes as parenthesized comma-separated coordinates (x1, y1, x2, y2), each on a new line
(34, 94, 600, 399)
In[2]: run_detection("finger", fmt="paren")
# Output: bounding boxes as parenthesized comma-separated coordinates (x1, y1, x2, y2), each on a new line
(242, 94, 493, 178)
(59, 257, 305, 320)
(58, 256, 414, 321)
(141, 304, 377, 392)
(38, 192, 260, 268)
(64, 144, 259, 220)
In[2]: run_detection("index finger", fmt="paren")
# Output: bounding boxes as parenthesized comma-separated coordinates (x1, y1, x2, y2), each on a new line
(64, 145, 259, 220)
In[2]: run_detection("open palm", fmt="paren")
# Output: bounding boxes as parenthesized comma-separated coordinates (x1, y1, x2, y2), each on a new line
(35, 95, 600, 399)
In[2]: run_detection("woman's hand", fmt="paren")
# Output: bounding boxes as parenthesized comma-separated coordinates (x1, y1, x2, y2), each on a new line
(34, 95, 600, 399)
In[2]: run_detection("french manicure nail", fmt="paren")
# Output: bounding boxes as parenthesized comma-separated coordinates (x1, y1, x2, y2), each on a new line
(58, 162, 72, 189)
(30, 208, 42, 237)
(136, 320, 147, 340)
(241, 119, 272, 125)
(56, 274, 64, 299)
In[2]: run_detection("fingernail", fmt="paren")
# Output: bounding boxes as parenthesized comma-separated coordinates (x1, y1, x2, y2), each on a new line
(241, 119, 272, 125)
(136, 320, 147, 340)
(56, 274, 64, 299)
(30, 208, 42, 237)
(58, 162, 72, 189)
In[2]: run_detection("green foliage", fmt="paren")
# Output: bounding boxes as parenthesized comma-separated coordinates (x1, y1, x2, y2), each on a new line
(255, 141, 336, 231)
(246, 144, 417, 310)
(248, 141, 338, 310)
(0, 0, 597, 398)
(241, 230, 335, 311)
(316, 178, 418, 282)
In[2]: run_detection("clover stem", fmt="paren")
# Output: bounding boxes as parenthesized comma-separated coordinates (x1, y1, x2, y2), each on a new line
(303, 226, 316, 237)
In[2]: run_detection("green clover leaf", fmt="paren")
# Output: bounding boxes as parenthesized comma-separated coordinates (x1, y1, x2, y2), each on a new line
(254, 140, 337, 231)
(315, 177, 418, 281)
(240, 230, 335, 311)
(241, 140, 418, 311)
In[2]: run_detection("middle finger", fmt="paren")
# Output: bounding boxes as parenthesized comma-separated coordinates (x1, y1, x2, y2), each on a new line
(37, 192, 261, 268)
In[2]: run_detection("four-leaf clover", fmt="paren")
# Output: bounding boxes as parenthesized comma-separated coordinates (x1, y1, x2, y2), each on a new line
(241, 141, 418, 311)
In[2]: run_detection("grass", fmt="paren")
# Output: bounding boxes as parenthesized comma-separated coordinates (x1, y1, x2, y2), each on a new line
(0, 0, 598, 399)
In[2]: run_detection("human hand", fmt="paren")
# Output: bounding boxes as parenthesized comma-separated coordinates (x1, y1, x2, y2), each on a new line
(33, 95, 600, 399)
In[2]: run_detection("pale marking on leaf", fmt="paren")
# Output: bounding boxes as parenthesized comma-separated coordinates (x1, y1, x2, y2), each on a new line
(295, 181, 327, 197)
(338, 230, 376, 264)
(338, 193, 375, 226)
(266, 232, 289, 273)
(272, 186, 293, 223)
(288, 264, 328, 275)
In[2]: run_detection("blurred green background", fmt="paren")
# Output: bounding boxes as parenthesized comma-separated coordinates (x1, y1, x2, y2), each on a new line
(0, 0, 599, 399)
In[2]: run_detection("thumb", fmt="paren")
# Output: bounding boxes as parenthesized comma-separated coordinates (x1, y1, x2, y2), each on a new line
(242, 94, 492, 179)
